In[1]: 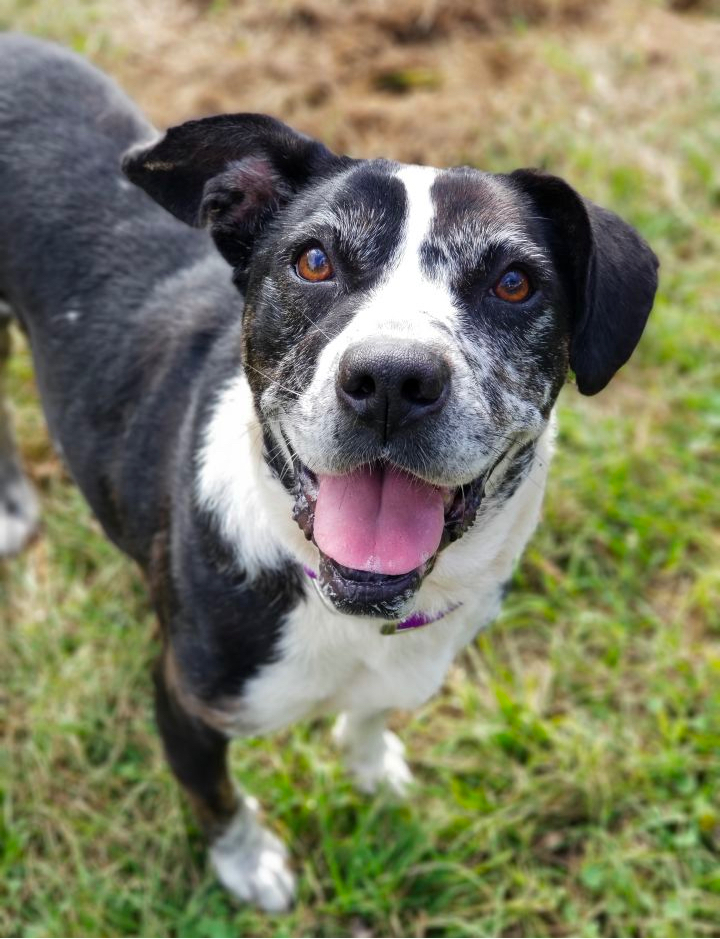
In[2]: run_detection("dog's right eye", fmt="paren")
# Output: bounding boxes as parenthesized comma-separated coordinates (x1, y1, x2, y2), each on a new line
(296, 245, 334, 282)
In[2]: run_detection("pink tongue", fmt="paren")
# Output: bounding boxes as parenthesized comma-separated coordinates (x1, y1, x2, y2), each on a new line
(314, 466, 445, 575)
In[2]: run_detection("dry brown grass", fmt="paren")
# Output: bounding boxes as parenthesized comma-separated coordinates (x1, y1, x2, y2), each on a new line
(88, 0, 692, 165)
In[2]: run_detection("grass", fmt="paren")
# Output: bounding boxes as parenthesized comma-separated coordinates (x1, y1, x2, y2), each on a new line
(1, 1, 720, 936)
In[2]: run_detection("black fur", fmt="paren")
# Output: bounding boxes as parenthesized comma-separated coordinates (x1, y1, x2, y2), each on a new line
(123, 113, 350, 276)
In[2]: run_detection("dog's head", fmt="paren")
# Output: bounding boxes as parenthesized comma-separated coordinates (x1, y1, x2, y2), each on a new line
(124, 115, 658, 618)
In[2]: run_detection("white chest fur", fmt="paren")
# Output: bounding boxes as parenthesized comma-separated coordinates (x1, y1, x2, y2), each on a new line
(234, 595, 483, 734)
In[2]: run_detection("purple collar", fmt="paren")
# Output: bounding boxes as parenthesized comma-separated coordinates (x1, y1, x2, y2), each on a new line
(302, 565, 462, 634)
(380, 601, 463, 634)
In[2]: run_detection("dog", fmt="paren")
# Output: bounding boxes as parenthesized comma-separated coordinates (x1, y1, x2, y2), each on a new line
(0, 33, 658, 912)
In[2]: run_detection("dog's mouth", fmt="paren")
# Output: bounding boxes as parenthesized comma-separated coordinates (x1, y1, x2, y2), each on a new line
(292, 460, 487, 618)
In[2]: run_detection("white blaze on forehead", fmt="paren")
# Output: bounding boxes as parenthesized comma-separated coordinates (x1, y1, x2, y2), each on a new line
(394, 164, 438, 275)
(374, 164, 454, 337)
(322, 165, 455, 348)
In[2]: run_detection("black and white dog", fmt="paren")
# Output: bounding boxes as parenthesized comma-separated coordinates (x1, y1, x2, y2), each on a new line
(0, 34, 658, 911)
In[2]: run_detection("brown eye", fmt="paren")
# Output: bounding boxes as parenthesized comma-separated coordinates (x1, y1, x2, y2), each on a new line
(493, 268, 532, 303)
(296, 245, 333, 282)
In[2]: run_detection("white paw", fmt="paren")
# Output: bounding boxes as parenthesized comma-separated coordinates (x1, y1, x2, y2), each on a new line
(334, 716, 415, 798)
(0, 471, 39, 557)
(209, 797, 296, 913)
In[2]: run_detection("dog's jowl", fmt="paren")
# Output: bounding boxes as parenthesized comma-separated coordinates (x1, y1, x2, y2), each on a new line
(0, 34, 658, 911)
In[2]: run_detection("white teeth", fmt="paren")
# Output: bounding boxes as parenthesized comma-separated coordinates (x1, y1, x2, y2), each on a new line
(441, 487, 456, 512)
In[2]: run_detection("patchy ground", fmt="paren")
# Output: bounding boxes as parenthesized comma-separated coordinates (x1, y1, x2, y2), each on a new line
(1, 0, 719, 936)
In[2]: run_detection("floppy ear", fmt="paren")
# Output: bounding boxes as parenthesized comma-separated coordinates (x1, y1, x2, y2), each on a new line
(122, 113, 345, 273)
(509, 169, 659, 395)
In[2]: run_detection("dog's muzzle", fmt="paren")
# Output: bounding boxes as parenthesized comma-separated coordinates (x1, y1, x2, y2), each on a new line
(286, 339, 508, 619)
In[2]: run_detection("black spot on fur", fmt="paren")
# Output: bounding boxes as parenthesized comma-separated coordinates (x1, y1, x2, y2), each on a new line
(492, 441, 536, 504)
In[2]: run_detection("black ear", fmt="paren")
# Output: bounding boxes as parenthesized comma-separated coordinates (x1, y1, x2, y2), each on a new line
(122, 113, 345, 271)
(509, 169, 659, 395)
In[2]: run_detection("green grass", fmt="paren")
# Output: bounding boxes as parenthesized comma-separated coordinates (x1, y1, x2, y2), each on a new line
(2, 2, 720, 936)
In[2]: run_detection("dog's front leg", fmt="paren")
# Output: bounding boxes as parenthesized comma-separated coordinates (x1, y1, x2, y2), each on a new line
(153, 651, 296, 912)
(333, 711, 414, 798)
(0, 307, 39, 558)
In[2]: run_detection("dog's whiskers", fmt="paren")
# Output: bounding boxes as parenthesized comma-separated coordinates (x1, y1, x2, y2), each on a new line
(244, 363, 301, 399)
(295, 308, 332, 343)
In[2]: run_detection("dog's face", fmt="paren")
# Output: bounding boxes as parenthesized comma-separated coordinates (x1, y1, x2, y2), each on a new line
(124, 115, 658, 618)
(241, 161, 572, 617)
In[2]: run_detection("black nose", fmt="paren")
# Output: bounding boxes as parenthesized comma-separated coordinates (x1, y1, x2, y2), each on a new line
(337, 339, 450, 439)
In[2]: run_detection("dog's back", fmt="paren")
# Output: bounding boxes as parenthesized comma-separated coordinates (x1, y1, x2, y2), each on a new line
(0, 33, 167, 324)
(0, 34, 240, 562)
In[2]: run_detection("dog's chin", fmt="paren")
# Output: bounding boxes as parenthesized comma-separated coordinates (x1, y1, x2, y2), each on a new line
(315, 553, 426, 618)
(292, 460, 488, 618)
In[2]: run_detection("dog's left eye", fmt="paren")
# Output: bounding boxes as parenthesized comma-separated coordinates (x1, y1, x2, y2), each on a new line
(296, 245, 334, 282)
(492, 268, 532, 303)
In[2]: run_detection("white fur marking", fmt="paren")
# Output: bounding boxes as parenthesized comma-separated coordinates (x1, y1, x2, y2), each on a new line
(196, 374, 315, 579)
